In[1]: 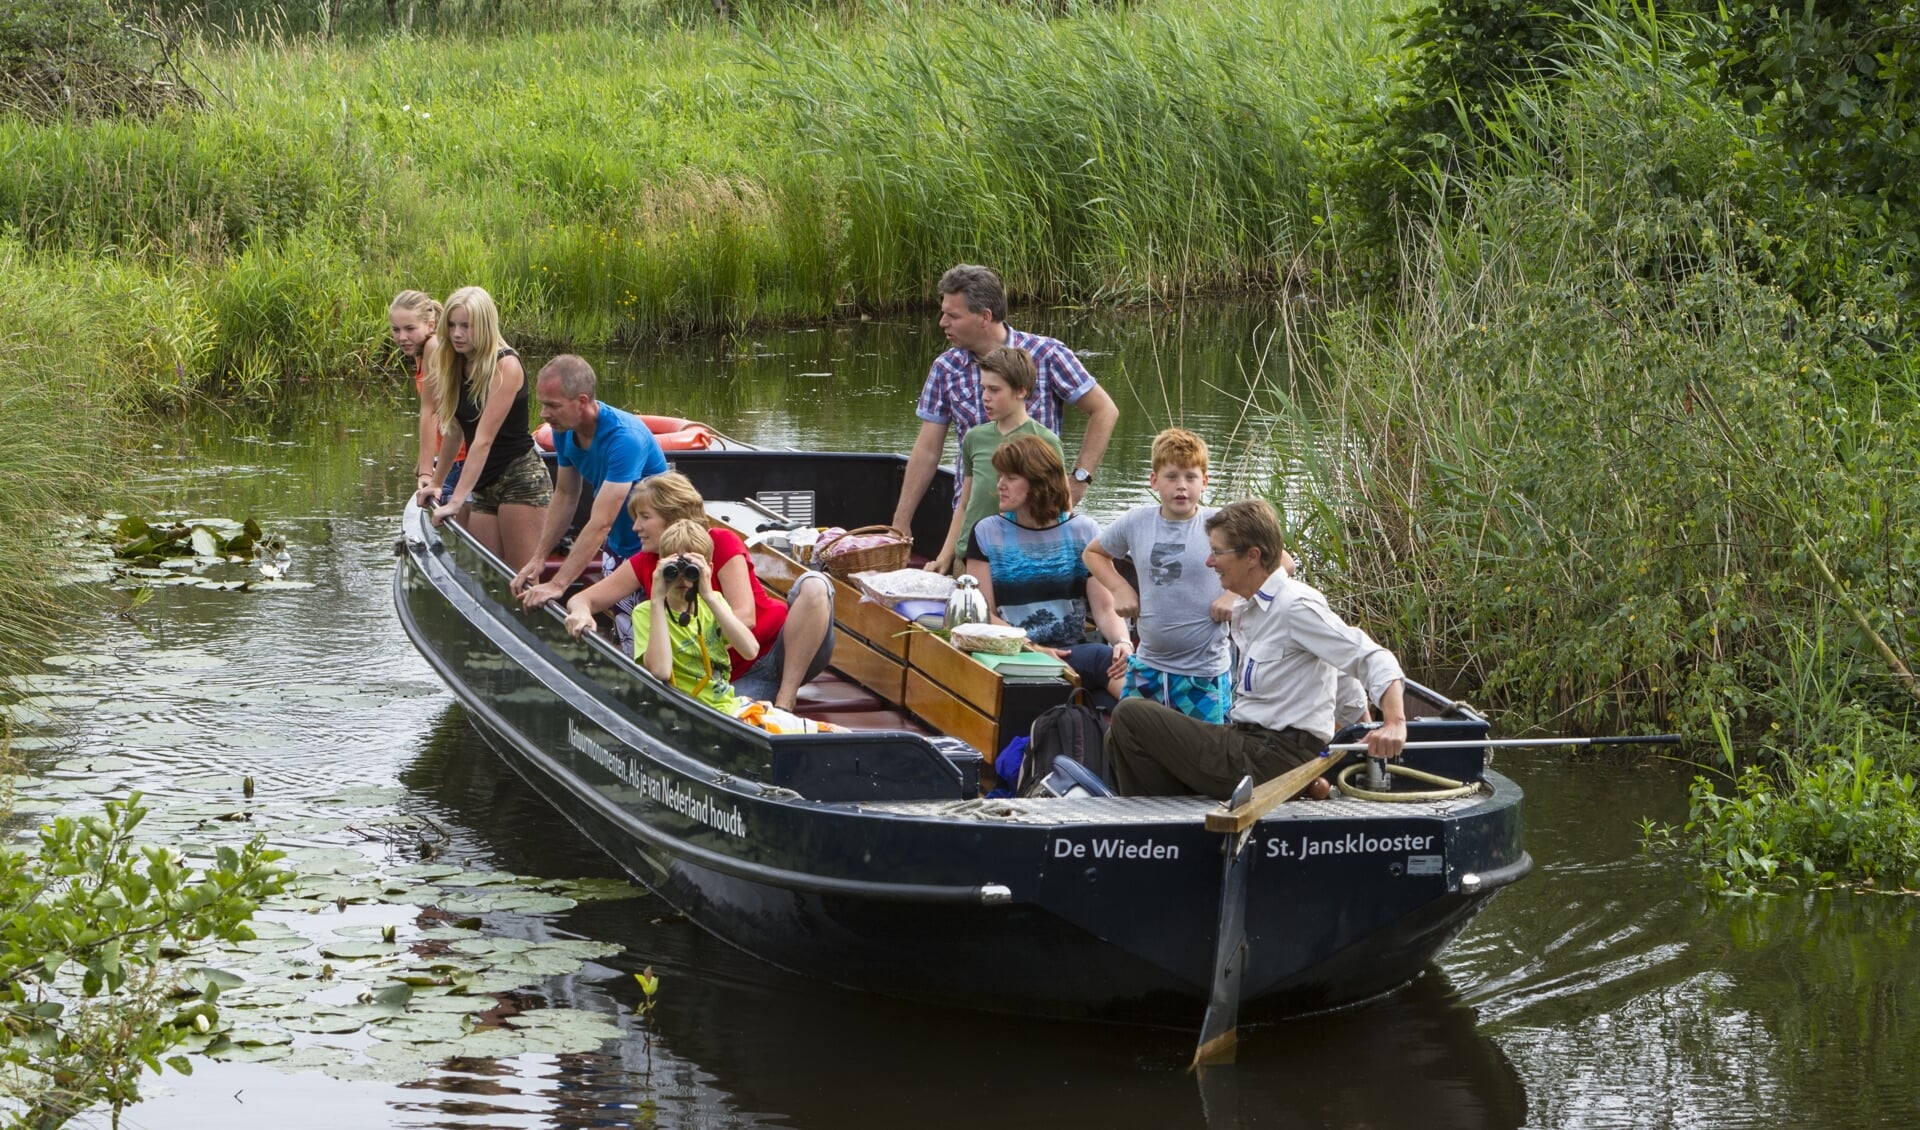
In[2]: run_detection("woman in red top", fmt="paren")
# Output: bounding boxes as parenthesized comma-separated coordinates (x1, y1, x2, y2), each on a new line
(562, 472, 834, 709)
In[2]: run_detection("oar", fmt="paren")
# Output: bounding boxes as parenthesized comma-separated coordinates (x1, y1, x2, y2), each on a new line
(1192, 751, 1354, 1070)
(1320, 734, 1681, 754)
(1189, 730, 1679, 1069)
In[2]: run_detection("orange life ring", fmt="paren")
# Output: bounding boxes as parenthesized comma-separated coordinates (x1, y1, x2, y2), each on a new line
(638, 416, 717, 450)
(534, 416, 717, 453)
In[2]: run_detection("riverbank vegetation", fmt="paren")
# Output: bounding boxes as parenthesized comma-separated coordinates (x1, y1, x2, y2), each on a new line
(4, 0, 1918, 899)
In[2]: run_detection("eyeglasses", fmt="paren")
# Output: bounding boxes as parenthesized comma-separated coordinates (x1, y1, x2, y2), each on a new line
(1209, 546, 1245, 558)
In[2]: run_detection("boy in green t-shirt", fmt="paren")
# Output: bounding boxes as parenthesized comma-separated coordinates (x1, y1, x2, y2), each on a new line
(925, 346, 1064, 574)
(632, 518, 760, 712)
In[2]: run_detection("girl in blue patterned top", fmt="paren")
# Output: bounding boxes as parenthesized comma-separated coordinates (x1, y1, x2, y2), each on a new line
(963, 435, 1128, 700)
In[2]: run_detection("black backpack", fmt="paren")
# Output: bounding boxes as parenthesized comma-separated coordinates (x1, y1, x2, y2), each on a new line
(1018, 689, 1112, 795)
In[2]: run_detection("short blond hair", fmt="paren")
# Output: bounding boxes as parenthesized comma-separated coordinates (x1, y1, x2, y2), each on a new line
(657, 519, 711, 560)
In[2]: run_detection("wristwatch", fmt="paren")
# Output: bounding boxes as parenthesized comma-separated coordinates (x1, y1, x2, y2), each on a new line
(1071, 467, 1094, 485)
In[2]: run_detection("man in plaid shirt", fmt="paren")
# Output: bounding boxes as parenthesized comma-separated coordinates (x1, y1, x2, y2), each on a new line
(889, 264, 1121, 534)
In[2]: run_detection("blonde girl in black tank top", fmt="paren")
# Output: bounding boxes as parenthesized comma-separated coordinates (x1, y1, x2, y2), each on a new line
(412, 286, 548, 566)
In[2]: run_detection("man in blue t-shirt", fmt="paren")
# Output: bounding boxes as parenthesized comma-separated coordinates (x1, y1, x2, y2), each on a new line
(512, 355, 668, 609)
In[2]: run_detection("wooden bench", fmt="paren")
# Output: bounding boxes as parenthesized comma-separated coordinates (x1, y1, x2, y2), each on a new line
(707, 500, 1071, 755)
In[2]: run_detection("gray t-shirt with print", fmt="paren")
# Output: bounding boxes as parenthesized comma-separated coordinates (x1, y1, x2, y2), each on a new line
(1094, 505, 1229, 676)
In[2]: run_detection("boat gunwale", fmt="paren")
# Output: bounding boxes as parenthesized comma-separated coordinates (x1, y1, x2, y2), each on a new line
(400, 498, 1521, 838)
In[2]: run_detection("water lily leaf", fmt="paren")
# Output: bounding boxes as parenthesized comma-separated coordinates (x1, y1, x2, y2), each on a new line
(206, 1041, 293, 1063)
(483, 892, 578, 914)
(502, 951, 593, 978)
(25, 695, 97, 711)
(234, 936, 310, 955)
(452, 871, 524, 888)
(252, 580, 317, 591)
(331, 923, 408, 940)
(370, 983, 415, 1009)
(190, 528, 220, 557)
(281, 847, 376, 874)
(510, 1022, 619, 1055)
(179, 966, 247, 992)
(317, 940, 404, 960)
(402, 993, 486, 1015)
(10, 675, 86, 694)
(41, 654, 121, 669)
(321, 1058, 425, 1082)
(440, 1029, 527, 1058)
(278, 1012, 366, 1028)
(387, 863, 466, 881)
(53, 755, 133, 773)
(539, 877, 645, 902)
(116, 515, 151, 541)
(317, 785, 407, 807)
(367, 1015, 470, 1043)
(3, 704, 56, 727)
(505, 1006, 618, 1031)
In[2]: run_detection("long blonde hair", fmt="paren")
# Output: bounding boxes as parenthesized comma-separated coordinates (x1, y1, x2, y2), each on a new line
(432, 286, 510, 430)
(628, 472, 710, 528)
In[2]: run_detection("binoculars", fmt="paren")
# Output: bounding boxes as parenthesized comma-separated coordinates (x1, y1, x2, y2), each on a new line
(661, 555, 696, 582)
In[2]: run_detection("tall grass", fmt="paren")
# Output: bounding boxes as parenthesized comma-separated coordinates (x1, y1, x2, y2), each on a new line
(1268, 8, 1920, 796)
(0, 249, 117, 674)
(0, 0, 1403, 405)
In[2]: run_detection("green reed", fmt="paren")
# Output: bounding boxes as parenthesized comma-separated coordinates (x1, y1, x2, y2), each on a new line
(0, 253, 118, 672)
(1258, 7, 1920, 892)
(0, 0, 1401, 404)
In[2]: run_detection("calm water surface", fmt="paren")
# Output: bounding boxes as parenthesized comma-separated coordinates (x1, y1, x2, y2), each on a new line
(16, 305, 1920, 1128)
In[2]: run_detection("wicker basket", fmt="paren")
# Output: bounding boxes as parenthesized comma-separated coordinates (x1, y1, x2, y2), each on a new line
(815, 525, 913, 579)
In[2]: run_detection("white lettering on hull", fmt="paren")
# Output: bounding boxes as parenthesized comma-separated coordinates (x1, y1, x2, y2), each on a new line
(568, 720, 748, 839)
(1051, 836, 1179, 861)
(1264, 832, 1436, 859)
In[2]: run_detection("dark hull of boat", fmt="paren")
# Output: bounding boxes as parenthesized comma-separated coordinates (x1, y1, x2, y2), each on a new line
(395, 449, 1530, 1026)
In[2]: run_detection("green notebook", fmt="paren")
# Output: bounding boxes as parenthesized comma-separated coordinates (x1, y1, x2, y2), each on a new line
(970, 649, 1069, 679)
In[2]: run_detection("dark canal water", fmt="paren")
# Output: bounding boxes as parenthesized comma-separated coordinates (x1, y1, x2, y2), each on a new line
(11, 306, 1919, 1128)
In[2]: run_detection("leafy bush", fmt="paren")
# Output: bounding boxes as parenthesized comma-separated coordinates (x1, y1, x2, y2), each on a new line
(0, 0, 198, 121)
(0, 794, 284, 1129)
(1677, 734, 1920, 896)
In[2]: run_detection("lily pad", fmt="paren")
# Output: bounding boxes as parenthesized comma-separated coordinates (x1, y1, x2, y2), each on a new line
(366, 1015, 472, 1043)
(1, 705, 56, 727)
(41, 654, 122, 669)
(539, 877, 645, 902)
(234, 936, 313, 955)
(53, 755, 135, 774)
(277, 1011, 369, 1034)
(316, 940, 404, 960)
(388, 863, 467, 881)
(8, 675, 87, 693)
